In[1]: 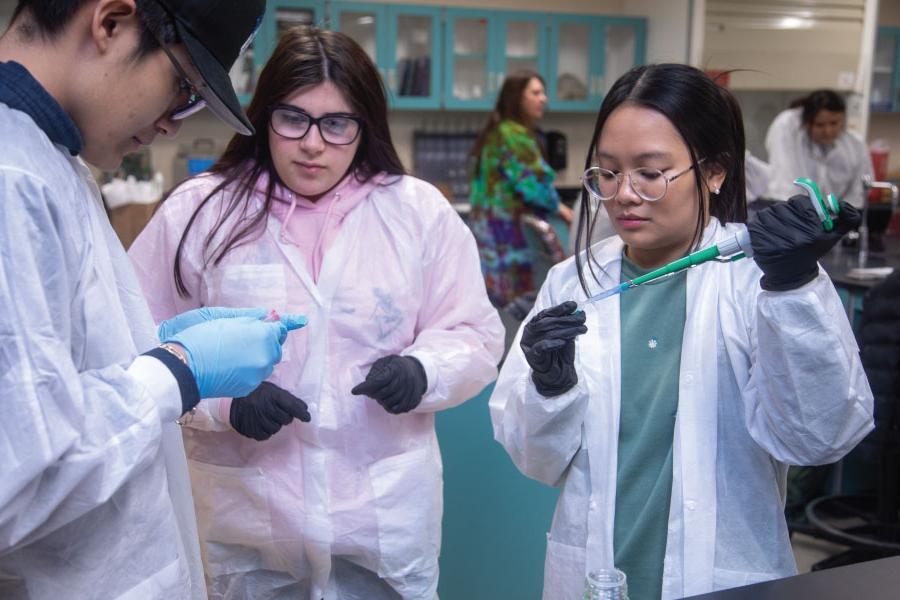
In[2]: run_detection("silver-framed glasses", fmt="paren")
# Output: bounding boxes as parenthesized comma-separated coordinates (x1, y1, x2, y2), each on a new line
(582, 159, 704, 202)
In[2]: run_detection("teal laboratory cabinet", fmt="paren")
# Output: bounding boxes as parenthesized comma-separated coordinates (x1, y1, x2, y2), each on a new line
(231, 2, 646, 112)
(436, 384, 560, 599)
(231, 0, 326, 106)
(331, 3, 443, 109)
(548, 15, 646, 112)
(872, 27, 900, 113)
(443, 9, 550, 110)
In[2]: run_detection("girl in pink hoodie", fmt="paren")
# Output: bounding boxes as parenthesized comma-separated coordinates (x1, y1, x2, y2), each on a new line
(130, 26, 503, 600)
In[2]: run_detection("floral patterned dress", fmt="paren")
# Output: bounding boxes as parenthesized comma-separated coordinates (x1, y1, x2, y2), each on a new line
(469, 119, 560, 307)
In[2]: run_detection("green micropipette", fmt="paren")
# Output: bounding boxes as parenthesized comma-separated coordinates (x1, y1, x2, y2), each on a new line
(583, 227, 754, 304)
(582, 177, 840, 305)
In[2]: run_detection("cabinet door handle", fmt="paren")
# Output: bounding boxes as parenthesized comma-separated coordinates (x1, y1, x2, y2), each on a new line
(388, 68, 397, 92)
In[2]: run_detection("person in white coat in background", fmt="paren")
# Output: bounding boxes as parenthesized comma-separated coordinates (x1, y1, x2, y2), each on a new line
(490, 64, 873, 600)
(765, 89, 873, 208)
(0, 1, 303, 598)
(129, 26, 504, 600)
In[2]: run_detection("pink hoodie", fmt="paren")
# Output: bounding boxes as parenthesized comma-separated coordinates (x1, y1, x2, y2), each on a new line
(264, 171, 385, 282)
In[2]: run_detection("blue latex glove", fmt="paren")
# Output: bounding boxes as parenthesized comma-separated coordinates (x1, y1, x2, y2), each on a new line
(158, 307, 266, 340)
(276, 314, 308, 341)
(158, 307, 308, 344)
(165, 317, 300, 399)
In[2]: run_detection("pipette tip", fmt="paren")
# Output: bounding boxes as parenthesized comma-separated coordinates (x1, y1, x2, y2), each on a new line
(582, 283, 628, 307)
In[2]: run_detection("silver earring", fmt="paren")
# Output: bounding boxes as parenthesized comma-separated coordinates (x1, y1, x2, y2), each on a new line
(713, 186, 721, 195)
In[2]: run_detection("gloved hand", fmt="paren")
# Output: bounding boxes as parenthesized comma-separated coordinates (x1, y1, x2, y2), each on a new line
(230, 381, 311, 441)
(748, 194, 861, 291)
(164, 317, 294, 399)
(520, 301, 587, 397)
(159, 307, 307, 343)
(351, 355, 428, 414)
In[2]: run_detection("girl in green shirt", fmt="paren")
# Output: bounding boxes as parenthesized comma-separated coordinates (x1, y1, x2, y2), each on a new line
(491, 64, 871, 600)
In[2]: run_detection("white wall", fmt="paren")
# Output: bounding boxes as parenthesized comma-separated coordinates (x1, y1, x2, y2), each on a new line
(1, 0, 16, 30)
(625, 0, 691, 63)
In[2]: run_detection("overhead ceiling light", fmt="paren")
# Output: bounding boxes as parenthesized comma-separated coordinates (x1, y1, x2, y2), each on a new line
(776, 16, 814, 29)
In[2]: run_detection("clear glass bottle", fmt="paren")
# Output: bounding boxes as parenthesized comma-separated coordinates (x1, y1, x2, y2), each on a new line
(582, 568, 629, 600)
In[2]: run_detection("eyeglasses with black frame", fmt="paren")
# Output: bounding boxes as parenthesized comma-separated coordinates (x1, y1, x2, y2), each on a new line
(142, 4, 209, 121)
(581, 158, 705, 203)
(157, 42, 208, 120)
(269, 105, 363, 146)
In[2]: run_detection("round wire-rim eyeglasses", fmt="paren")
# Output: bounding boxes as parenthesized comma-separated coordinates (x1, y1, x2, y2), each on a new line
(581, 158, 705, 202)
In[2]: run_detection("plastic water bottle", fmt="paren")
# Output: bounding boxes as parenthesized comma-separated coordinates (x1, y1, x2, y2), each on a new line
(582, 569, 629, 600)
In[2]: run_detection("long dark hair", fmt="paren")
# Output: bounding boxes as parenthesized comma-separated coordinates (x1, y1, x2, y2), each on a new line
(172, 25, 405, 297)
(469, 69, 545, 172)
(789, 89, 846, 129)
(575, 63, 747, 294)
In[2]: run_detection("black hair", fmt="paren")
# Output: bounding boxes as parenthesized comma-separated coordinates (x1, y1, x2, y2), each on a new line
(11, 0, 176, 58)
(789, 89, 846, 128)
(172, 25, 406, 297)
(575, 63, 748, 295)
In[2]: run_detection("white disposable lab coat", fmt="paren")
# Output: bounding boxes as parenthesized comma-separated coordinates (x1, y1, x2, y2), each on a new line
(130, 173, 504, 600)
(0, 107, 206, 597)
(490, 219, 873, 600)
(765, 107, 873, 207)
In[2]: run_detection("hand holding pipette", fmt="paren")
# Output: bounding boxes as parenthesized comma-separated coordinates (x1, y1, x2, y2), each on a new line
(748, 180, 860, 291)
(580, 178, 859, 304)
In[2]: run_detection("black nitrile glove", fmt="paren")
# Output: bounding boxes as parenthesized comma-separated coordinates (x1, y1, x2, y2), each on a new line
(520, 300, 587, 397)
(230, 381, 311, 441)
(748, 194, 861, 291)
(351, 355, 428, 415)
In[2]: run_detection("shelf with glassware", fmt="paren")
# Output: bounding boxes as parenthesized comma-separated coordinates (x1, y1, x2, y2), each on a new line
(548, 14, 646, 112)
(331, 2, 442, 109)
(872, 27, 900, 113)
(443, 9, 550, 111)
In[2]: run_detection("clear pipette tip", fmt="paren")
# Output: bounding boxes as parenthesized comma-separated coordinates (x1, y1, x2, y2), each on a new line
(581, 282, 629, 307)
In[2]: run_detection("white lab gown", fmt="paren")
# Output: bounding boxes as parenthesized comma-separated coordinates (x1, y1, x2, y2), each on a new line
(129, 173, 504, 600)
(0, 106, 206, 597)
(764, 107, 873, 207)
(490, 219, 874, 600)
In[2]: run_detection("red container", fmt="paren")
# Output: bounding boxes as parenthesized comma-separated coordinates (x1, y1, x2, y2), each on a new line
(869, 140, 890, 203)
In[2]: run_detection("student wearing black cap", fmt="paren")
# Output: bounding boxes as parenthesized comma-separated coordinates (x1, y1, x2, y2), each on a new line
(0, 2, 292, 598)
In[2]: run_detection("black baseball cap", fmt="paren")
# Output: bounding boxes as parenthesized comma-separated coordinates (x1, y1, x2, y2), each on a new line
(154, 0, 265, 135)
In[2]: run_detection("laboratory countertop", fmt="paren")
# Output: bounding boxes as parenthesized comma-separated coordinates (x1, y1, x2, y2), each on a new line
(819, 233, 900, 291)
(684, 555, 900, 599)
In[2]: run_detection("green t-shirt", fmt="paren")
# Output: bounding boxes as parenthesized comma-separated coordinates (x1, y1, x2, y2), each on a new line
(613, 255, 687, 600)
